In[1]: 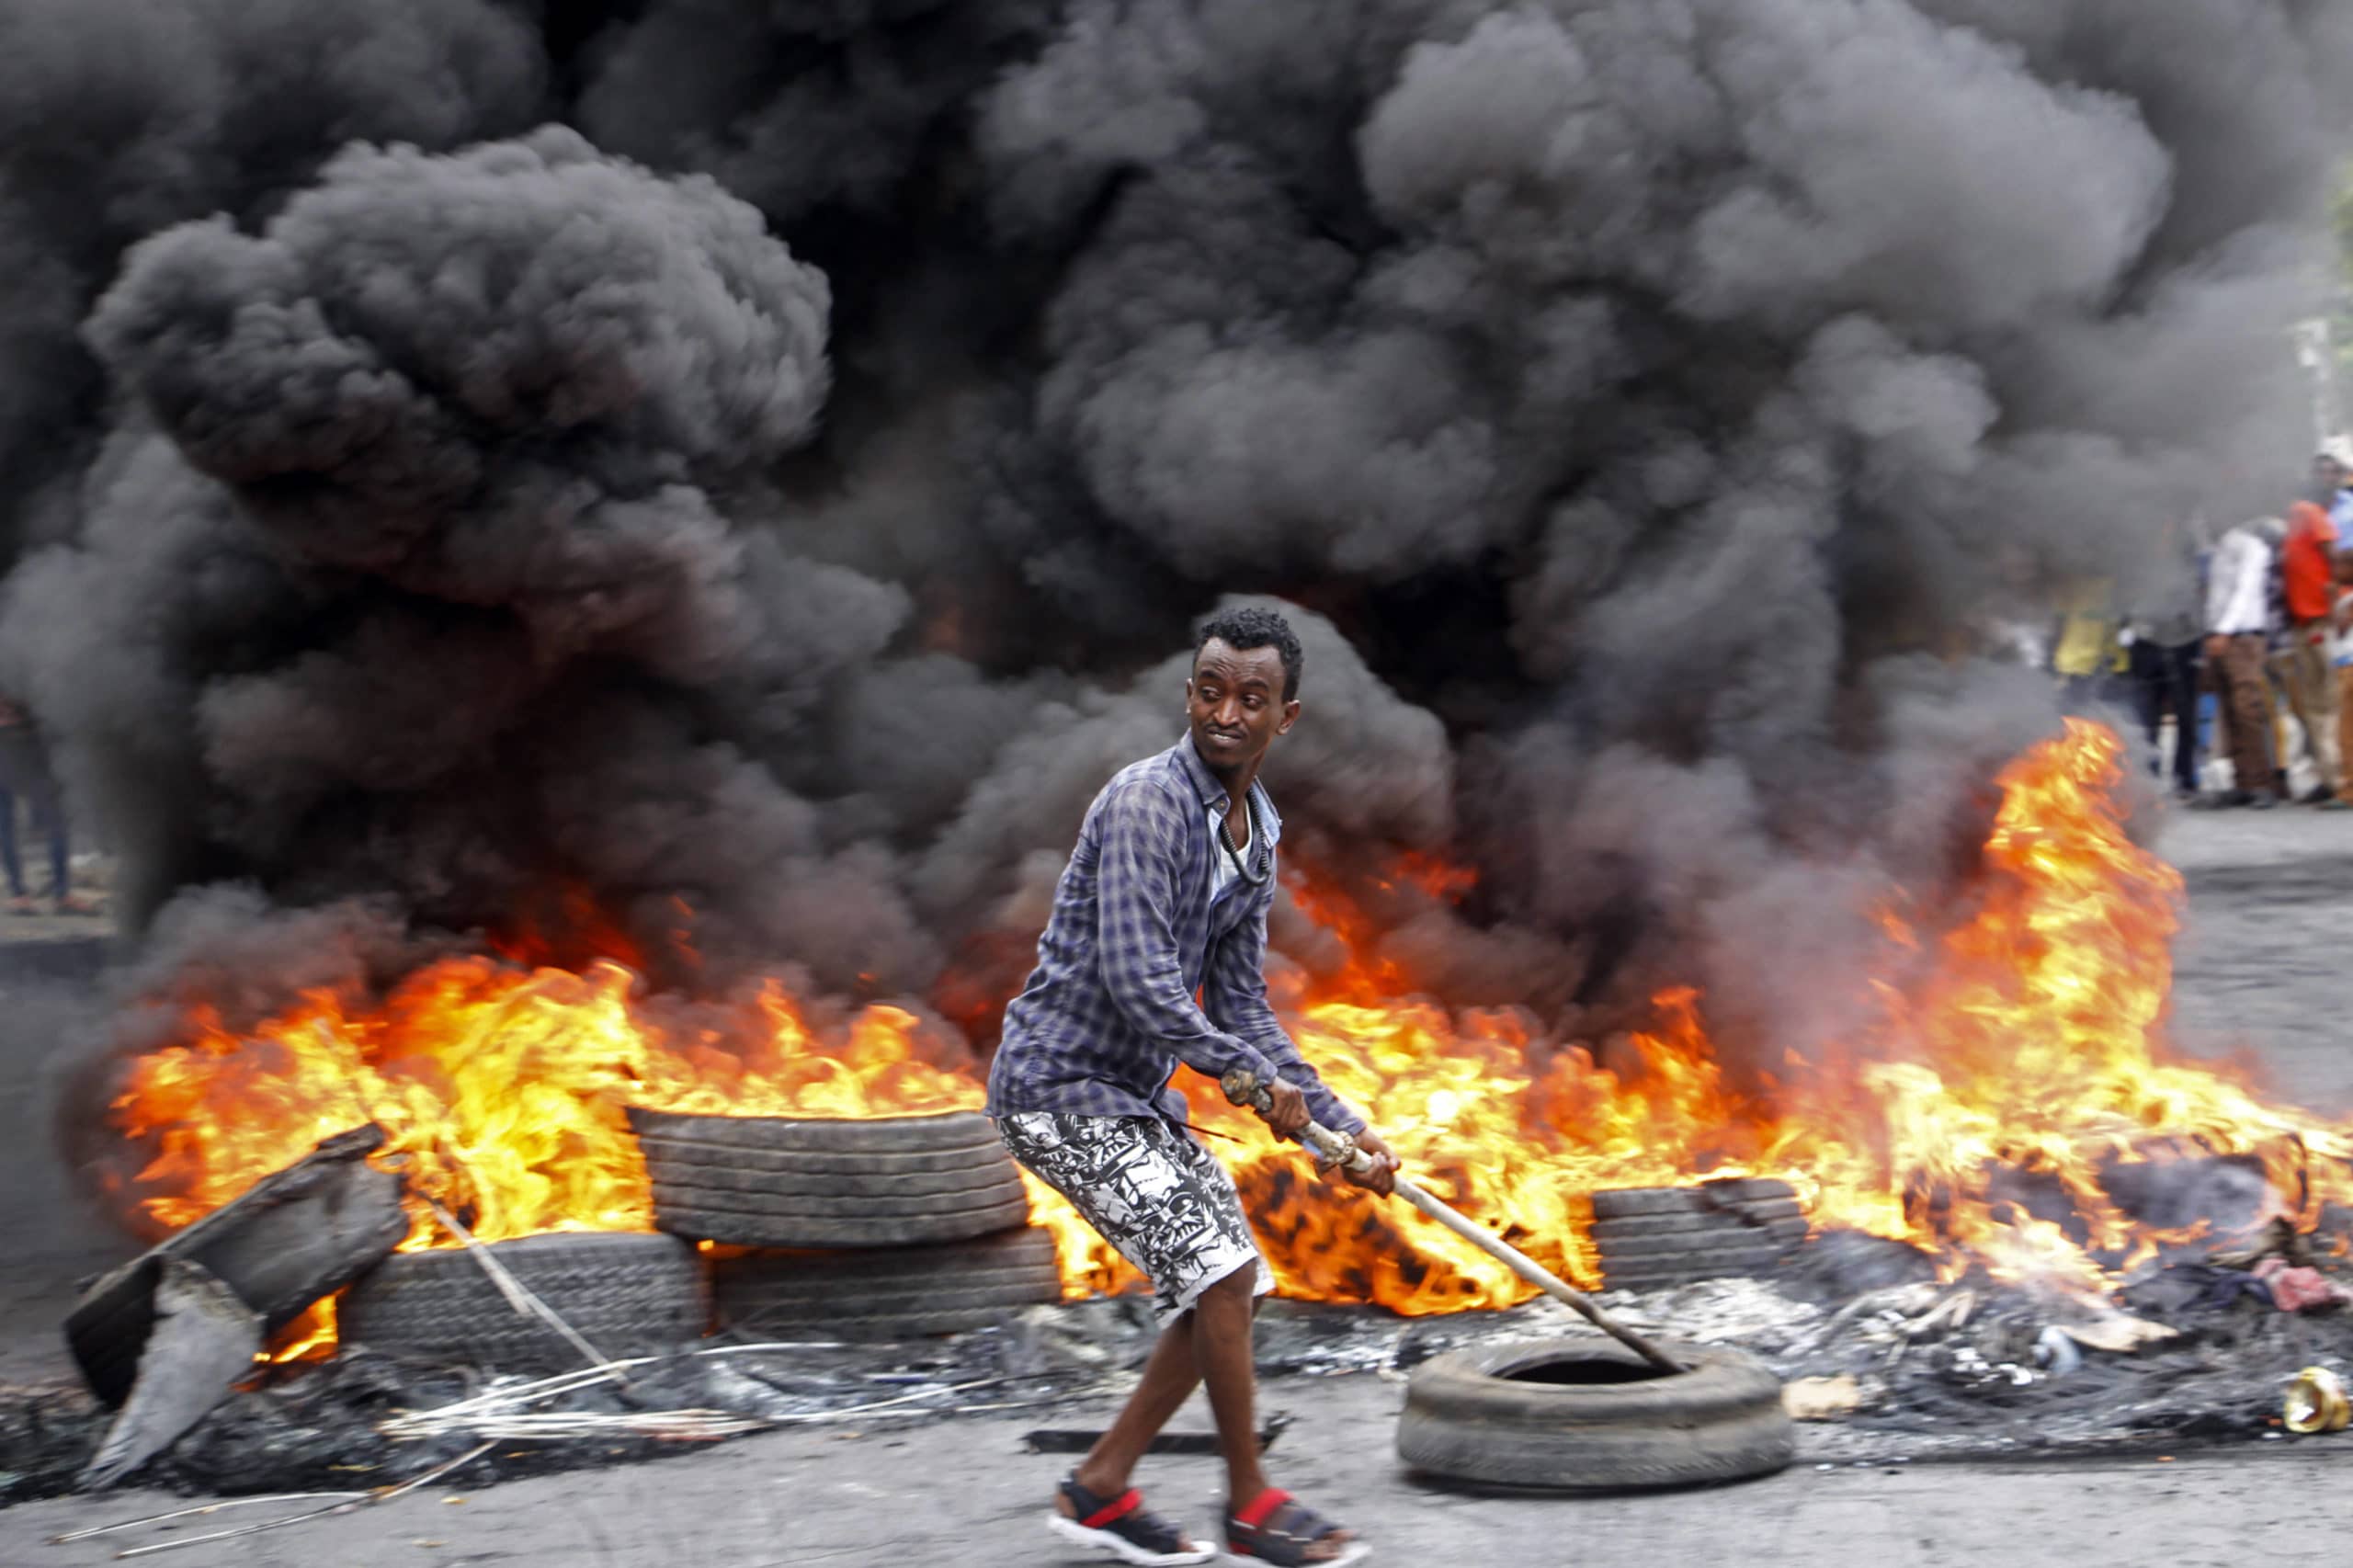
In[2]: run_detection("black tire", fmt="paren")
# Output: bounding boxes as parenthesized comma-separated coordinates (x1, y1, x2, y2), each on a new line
(628, 1108, 1031, 1249)
(1589, 1181, 1798, 1221)
(1397, 1338, 1792, 1491)
(1596, 1233, 1791, 1266)
(1588, 1199, 1802, 1242)
(712, 1228, 1063, 1339)
(1598, 1255, 1783, 1290)
(338, 1233, 708, 1369)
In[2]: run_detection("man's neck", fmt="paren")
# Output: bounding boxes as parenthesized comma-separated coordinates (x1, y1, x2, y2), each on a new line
(1188, 735, 1259, 804)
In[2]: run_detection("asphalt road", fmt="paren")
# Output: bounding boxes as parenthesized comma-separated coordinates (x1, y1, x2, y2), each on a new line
(4, 804, 2353, 1563)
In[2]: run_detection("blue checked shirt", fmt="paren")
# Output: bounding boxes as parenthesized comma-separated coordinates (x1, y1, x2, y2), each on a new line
(985, 737, 1365, 1136)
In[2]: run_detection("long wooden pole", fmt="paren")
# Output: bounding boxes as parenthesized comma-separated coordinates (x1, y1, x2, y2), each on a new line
(1222, 1072, 1687, 1373)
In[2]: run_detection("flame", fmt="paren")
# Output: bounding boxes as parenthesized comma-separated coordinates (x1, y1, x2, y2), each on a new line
(113, 965, 981, 1250)
(108, 719, 2353, 1327)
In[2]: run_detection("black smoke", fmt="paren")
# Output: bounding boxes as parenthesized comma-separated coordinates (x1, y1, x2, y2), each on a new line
(3, 1, 2350, 1159)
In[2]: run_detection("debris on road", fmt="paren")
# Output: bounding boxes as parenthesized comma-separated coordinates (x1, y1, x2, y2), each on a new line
(1781, 1375, 1865, 1421)
(2282, 1367, 2350, 1434)
(76, 1260, 262, 1490)
(63, 1125, 406, 1407)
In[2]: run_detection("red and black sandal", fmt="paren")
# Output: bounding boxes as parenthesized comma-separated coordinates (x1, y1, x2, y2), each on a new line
(1223, 1488, 1371, 1567)
(1046, 1474, 1217, 1566)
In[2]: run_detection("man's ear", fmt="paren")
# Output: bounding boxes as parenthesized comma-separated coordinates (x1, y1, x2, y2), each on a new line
(1276, 699, 1301, 736)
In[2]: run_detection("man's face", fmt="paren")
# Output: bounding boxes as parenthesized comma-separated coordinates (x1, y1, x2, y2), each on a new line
(1187, 639, 1299, 775)
(2316, 458, 2346, 496)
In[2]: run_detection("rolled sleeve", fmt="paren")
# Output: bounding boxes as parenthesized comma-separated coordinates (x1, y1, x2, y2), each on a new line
(1094, 781, 1280, 1089)
(1202, 886, 1365, 1137)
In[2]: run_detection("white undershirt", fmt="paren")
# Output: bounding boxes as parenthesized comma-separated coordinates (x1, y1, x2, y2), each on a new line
(1209, 802, 1251, 901)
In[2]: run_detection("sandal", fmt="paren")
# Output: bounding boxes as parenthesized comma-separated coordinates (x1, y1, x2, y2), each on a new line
(1047, 1474, 1216, 1566)
(1224, 1489, 1370, 1566)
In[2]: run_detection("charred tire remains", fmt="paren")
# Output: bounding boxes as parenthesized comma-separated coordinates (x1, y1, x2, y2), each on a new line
(1589, 1181, 1807, 1289)
(629, 1108, 1030, 1248)
(712, 1228, 1063, 1339)
(339, 1233, 707, 1369)
(1397, 1338, 1793, 1491)
(66, 1125, 408, 1406)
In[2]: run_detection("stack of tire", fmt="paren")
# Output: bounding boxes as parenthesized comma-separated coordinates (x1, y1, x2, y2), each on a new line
(625, 1108, 1063, 1340)
(1590, 1178, 1807, 1292)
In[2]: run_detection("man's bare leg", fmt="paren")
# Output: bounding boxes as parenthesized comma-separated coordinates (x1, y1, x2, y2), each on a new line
(1193, 1268, 1352, 1559)
(1191, 1267, 1269, 1506)
(1069, 1311, 1205, 1504)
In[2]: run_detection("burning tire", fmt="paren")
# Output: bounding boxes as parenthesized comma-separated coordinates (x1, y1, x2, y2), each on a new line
(1589, 1199, 1802, 1239)
(627, 1108, 1030, 1249)
(711, 1227, 1063, 1339)
(1396, 1337, 1792, 1492)
(1588, 1179, 1798, 1221)
(338, 1233, 707, 1369)
(1589, 1182, 1807, 1290)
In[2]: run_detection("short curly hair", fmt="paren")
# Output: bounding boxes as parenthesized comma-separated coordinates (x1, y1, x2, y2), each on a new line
(1195, 606, 1303, 701)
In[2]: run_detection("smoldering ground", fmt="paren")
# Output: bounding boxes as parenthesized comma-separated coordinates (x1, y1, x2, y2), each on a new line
(0, 1, 2349, 1211)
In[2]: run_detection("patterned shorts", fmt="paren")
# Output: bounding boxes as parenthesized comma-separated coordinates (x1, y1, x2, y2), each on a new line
(995, 1112, 1272, 1320)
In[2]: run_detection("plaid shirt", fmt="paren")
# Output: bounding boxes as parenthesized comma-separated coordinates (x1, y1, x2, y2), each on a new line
(985, 737, 1364, 1136)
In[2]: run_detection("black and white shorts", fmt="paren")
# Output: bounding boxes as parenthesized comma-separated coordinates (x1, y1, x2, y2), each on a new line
(995, 1112, 1272, 1320)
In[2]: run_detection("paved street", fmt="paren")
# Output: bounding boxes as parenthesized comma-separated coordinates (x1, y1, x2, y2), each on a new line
(5, 1372, 2347, 1568)
(5, 803, 2353, 1563)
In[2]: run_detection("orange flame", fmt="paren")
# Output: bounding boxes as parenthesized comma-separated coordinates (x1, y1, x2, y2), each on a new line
(105, 720, 2353, 1326)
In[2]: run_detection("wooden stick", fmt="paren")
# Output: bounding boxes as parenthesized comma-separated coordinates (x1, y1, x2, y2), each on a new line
(1221, 1072, 1688, 1373)
(422, 1198, 623, 1381)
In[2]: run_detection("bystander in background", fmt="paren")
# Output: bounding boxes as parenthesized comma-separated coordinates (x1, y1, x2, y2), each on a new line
(0, 697, 93, 915)
(2271, 498, 2341, 805)
(2198, 517, 2283, 809)
(2125, 522, 2205, 801)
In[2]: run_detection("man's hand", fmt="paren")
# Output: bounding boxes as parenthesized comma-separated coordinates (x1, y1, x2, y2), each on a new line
(1255, 1078, 1310, 1140)
(1335, 1128, 1401, 1198)
(2205, 632, 2229, 662)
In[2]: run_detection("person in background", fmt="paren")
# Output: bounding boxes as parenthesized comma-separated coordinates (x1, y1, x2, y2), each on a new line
(2052, 580, 2122, 708)
(2336, 513, 2353, 811)
(2271, 499, 2342, 804)
(2319, 446, 2353, 538)
(2125, 523, 2205, 801)
(0, 696, 89, 915)
(2197, 517, 2283, 809)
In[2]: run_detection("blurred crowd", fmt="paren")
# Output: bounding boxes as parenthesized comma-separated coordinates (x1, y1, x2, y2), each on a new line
(2049, 445, 2353, 812)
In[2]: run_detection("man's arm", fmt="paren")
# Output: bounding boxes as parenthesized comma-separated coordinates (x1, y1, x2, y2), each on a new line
(1093, 780, 1284, 1089)
(1202, 890, 1366, 1137)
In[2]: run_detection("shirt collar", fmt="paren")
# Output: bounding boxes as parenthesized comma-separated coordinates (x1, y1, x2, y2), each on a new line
(1168, 734, 1283, 839)
(1171, 733, 1229, 809)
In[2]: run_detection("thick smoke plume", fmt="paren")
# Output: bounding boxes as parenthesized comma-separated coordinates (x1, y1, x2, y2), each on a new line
(5, 1, 2352, 1188)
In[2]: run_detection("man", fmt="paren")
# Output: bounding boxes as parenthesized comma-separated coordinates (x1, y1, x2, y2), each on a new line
(2125, 523, 2204, 801)
(2197, 517, 2282, 809)
(2271, 499, 2341, 803)
(0, 695, 85, 915)
(2320, 447, 2353, 539)
(989, 605, 1392, 1567)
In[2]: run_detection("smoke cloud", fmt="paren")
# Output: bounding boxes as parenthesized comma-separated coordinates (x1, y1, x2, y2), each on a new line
(3, 1, 2350, 1188)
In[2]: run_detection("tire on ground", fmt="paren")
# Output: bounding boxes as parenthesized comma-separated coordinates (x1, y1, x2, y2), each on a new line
(1397, 1338, 1793, 1491)
(712, 1228, 1064, 1339)
(628, 1108, 1031, 1249)
(1588, 1199, 1803, 1242)
(1597, 1230, 1798, 1263)
(1589, 1181, 1798, 1221)
(339, 1233, 708, 1369)
(1599, 1243, 1779, 1280)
